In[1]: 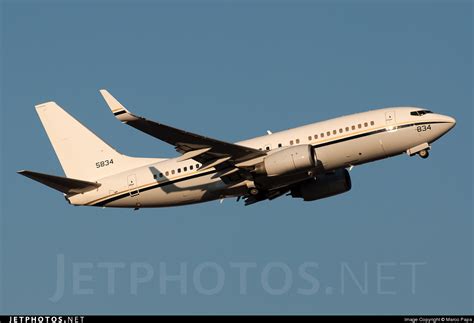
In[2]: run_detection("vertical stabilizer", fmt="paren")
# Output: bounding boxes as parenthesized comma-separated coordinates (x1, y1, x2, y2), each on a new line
(35, 101, 158, 181)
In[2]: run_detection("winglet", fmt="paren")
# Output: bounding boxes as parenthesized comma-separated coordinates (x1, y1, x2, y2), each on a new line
(99, 89, 138, 122)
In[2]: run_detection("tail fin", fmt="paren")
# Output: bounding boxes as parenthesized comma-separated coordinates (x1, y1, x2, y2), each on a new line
(35, 101, 157, 181)
(17, 170, 100, 195)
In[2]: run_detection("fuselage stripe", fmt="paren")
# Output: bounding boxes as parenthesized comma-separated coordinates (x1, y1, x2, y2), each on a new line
(91, 170, 216, 206)
(312, 121, 444, 148)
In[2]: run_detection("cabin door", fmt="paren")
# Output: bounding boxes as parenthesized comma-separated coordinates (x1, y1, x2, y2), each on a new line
(127, 174, 141, 208)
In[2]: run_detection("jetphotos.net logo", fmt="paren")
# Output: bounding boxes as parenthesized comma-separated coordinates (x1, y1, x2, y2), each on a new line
(49, 254, 427, 302)
(8, 317, 84, 323)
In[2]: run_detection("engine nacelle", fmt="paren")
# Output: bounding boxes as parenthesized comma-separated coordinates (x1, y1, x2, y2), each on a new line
(291, 169, 352, 201)
(256, 145, 317, 177)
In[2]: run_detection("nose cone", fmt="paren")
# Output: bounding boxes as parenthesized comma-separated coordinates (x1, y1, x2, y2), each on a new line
(421, 113, 456, 143)
(443, 115, 456, 130)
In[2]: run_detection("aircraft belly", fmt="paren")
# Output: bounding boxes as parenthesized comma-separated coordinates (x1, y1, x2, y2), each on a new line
(315, 135, 386, 170)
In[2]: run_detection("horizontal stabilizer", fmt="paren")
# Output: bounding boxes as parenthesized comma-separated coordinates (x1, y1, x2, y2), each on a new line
(17, 170, 101, 195)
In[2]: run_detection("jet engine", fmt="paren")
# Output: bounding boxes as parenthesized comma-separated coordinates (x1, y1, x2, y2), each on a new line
(255, 145, 317, 177)
(290, 169, 352, 201)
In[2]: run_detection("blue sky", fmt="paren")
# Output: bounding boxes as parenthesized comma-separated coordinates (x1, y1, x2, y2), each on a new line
(1, 0, 472, 314)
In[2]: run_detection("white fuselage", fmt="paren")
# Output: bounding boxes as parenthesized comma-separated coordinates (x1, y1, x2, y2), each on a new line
(68, 107, 455, 208)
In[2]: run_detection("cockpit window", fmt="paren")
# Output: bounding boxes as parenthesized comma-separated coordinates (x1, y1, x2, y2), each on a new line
(410, 110, 433, 116)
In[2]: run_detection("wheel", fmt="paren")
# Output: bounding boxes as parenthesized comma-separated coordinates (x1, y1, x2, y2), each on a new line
(249, 188, 259, 196)
(418, 149, 429, 159)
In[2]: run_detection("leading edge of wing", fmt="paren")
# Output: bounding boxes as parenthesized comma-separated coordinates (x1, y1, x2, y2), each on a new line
(98, 89, 265, 163)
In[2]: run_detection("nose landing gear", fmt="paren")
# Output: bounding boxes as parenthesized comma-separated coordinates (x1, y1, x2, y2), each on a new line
(407, 143, 431, 159)
(418, 149, 429, 159)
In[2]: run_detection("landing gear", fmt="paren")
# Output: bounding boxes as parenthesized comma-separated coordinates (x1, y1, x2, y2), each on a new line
(249, 188, 260, 196)
(418, 149, 429, 159)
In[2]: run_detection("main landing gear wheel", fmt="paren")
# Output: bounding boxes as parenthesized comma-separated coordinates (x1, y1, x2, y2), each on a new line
(249, 188, 260, 196)
(418, 149, 429, 159)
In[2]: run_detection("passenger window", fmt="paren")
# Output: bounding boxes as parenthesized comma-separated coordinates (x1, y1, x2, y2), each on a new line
(159, 173, 163, 178)
(321, 133, 324, 138)
(314, 134, 318, 139)
(370, 121, 375, 126)
(171, 170, 175, 175)
(153, 174, 157, 179)
(358, 124, 362, 129)
(339, 128, 343, 133)
(290, 140, 294, 145)
(265, 146, 270, 151)
(352, 125, 356, 130)
(345, 127, 350, 132)
(326, 131, 330, 136)
(177, 168, 181, 173)
(296, 139, 300, 144)
(278, 143, 282, 148)
(364, 122, 368, 127)
(165, 171, 169, 176)
(332, 130, 336, 135)
(184, 167, 187, 172)
(196, 164, 200, 169)
(308, 136, 312, 141)
(190, 165, 193, 170)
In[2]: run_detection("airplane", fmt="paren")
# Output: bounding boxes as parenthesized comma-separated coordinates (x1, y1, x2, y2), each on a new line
(18, 90, 456, 209)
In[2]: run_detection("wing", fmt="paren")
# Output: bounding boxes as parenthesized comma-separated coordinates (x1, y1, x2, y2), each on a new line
(99, 90, 265, 170)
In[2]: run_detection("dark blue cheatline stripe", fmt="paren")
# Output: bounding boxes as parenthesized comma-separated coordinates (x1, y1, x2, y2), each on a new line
(93, 170, 216, 206)
(93, 121, 449, 206)
(313, 121, 448, 148)
(397, 121, 446, 129)
(313, 128, 386, 148)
